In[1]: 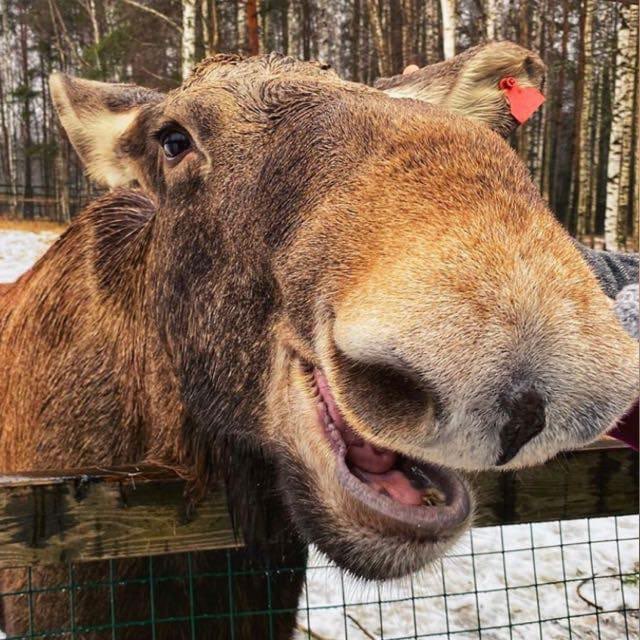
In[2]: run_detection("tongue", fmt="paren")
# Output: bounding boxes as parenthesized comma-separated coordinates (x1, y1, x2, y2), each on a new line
(346, 443, 425, 506)
(315, 369, 428, 508)
(358, 469, 425, 506)
(346, 441, 397, 473)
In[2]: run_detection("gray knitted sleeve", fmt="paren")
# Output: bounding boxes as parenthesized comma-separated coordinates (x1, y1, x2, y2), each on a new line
(576, 243, 639, 299)
(614, 283, 639, 340)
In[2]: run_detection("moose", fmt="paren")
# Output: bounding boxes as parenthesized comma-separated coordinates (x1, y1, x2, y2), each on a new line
(0, 45, 637, 639)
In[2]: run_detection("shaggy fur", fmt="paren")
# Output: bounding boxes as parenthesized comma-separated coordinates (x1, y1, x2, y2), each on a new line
(0, 51, 637, 639)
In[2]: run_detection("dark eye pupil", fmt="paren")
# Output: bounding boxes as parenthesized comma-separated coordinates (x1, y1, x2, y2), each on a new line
(162, 131, 190, 159)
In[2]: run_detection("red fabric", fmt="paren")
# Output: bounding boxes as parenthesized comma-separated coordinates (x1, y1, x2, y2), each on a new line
(607, 399, 639, 451)
(499, 76, 546, 124)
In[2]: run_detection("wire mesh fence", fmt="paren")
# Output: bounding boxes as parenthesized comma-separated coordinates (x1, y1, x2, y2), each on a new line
(0, 515, 637, 640)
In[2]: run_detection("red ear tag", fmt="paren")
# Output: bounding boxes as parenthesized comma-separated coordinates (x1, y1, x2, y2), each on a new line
(499, 76, 545, 124)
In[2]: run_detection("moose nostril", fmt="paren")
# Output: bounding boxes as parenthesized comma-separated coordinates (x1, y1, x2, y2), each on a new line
(495, 387, 546, 466)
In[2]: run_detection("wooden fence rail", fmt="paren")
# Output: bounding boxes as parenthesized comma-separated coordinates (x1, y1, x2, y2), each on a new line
(0, 440, 635, 569)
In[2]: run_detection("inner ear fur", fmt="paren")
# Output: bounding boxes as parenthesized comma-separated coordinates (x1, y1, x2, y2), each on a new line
(375, 41, 546, 138)
(49, 73, 163, 188)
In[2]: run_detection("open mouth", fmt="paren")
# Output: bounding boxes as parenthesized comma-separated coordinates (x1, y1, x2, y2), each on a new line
(310, 367, 471, 535)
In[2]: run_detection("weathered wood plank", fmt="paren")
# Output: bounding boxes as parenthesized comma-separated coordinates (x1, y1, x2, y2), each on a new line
(474, 441, 638, 526)
(0, 465, 241, 568)
(0, 443, 635, 568)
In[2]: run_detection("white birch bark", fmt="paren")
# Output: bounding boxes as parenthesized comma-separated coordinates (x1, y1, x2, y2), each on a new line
(181, 0, 197, 81)
(605, 4, 636, 250)
(86, 0, 102, 74)
(0, 0, 16, 208)
(439, 0, 456, 59)
(483, 0, 497, 41)
(615, 4, 638, 248)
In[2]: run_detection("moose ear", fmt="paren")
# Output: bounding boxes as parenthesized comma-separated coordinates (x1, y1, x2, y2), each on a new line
(375, 41, 545, 138)
(49, 73, 163, 187)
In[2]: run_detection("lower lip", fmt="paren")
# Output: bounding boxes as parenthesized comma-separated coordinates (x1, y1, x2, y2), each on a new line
(310, 366, 472, 533)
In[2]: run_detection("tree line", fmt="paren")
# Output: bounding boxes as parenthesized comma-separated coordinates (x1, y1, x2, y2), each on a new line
(0, 0, 637, 249)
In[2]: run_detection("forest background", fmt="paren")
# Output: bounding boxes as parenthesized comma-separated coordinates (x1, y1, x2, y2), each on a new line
(0, 0, 637, 249)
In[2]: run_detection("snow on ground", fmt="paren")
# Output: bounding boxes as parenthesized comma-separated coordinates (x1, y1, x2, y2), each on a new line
(1, 228, 638, 640)
(297, 516, 639, 639)
(0, 229, 59, 283)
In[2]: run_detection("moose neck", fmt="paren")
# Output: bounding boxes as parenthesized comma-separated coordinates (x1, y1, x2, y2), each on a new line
(0, 191, 174, 471)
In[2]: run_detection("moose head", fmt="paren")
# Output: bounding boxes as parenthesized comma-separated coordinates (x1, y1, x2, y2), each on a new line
(33, 52, 638, 582)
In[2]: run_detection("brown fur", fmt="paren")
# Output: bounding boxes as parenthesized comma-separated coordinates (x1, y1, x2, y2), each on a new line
(0, 51, 637, 638)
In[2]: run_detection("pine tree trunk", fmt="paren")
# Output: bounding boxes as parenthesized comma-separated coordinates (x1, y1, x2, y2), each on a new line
(605, 4, 636, 250)
(366, 0, 391, 76)
(182, 0, 197, 79)
(631, 25, 639, 252)
(530, 1, 546, 188)
(18, 6, 33, 220)
(549, 0, 569, 221)
(246, 0, 259, 55)
(424, 0, 439, 63)
(352, 0, 361, 81)
(54, 135, 70, 222)
(402, 0, 415, 65)
(281, 0, 289, 54)
(39, 48, 50, 202)
(574, 0, 595, 241)
(260, 0, 269, 54)
(362, 0, 372, 83)
(587, 70, 601, 244)
(389, 0, 404, 72)
(540, 0, 555, 202)
(301, 0, 311, 60)
(439, 0, 455, 59)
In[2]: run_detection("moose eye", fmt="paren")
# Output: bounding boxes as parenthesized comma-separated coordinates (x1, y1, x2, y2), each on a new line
(161, 130, 191, 160)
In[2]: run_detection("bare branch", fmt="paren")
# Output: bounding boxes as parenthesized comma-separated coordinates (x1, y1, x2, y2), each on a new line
(119, 0, 183, 32)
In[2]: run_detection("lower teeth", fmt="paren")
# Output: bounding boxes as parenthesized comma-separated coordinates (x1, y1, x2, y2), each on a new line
(422, 487, 447, 506)
(406, 463, 447, 506)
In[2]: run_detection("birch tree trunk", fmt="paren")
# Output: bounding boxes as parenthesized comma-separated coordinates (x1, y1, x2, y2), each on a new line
(574, 0, 595, 241)
(182, 0, 197, 80)
(202, 0, 219, 54)
(0, 1, 16, 211)
(483, 0, 497, 41)
(439, 0, 455, 59)
(605, 4, 636, 250)
(85, 0, 103, 76)
(615, 4, 638, 249)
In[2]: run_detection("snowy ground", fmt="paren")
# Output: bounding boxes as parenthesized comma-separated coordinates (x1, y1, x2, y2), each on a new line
(297, 517, 639, 639)
(0, 229, 59, 283)
(0, 228, 638, 640)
